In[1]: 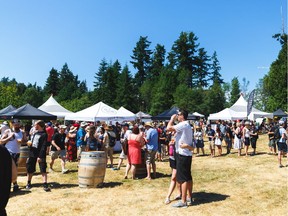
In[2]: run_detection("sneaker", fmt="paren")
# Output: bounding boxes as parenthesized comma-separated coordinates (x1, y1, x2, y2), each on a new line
(43, 185, 51, 192)
(13, 184, 19, 192)
(26, 183, 32, 190)
(279, 164, 284, 168)
(187, 197, 192, 206)
(164, 198, 171, 205)
(112, 167, 119, 171)
(62, 169, 69, 174)
(172, 201, 187, 208)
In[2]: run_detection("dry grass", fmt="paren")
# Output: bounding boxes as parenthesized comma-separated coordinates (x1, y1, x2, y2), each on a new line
(6, 135, 288, 216)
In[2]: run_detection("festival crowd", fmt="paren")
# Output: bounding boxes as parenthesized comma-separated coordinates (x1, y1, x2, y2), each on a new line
(0, 111, 287, 213)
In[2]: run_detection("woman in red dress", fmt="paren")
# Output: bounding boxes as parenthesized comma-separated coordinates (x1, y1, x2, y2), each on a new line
(125, 125, 145, 179)
(66, 126, 77, 162)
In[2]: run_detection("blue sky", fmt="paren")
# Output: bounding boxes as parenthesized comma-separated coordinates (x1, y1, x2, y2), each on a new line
(0, 0, 286, 92)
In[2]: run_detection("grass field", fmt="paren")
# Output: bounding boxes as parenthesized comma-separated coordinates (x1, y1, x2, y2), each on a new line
(6, 135, 288, 216)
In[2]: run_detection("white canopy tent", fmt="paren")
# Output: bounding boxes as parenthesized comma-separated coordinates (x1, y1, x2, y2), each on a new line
(65, 102, 118, 122)
(116, 106, 136, 121)
(193, 112, 205, 118)
(38, 95, 73, 119)
(208, 108, 245, 121)
(208, 95, 272, 121)
(136, 111, 151, 119)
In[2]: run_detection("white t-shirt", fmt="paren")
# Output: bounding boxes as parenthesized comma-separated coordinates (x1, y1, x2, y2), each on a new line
(174, 121, 193, 156)
(5, 130, 23, 154)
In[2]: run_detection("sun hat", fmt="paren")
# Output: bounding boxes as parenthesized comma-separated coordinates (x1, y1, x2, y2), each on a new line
(244, 121, 250, 125)
(59, 125, 67, 129)
(69, 126, 77, 133)
(104, 125, 113, 131)
(144, 122, 153, 127)
(12, 119, 21, 124)
(80, 122, 88, 127)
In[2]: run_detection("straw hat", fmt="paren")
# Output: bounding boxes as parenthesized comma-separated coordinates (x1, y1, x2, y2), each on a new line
(69, 126, 77, 133)
(144, 122, 153, 127)
(104, 125, 113, 131)
(80, 122, 88, 127)
(59, 125, 67, 129)
(244, 121, 250, 125)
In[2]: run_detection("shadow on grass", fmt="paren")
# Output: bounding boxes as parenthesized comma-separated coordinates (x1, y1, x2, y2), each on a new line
(98, 182, 123, 188)
(135, 172, 171, 179)
(10, 189, 31, 198)
(29, 182, 79, 189)
(192, 191, 229, 205)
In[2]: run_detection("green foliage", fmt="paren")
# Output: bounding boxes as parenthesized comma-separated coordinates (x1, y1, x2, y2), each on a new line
(44, 68, 59, 96)
(230, 77, 240, 106)
(210, 51, 224, 84)
(263, 33, 287, 111)
(130, 36, 152, 87)
(204, 80, 225, 114)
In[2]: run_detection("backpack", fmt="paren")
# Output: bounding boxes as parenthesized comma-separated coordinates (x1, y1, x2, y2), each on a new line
(107, 132, 116, 147)
(274, 127, 281, 140)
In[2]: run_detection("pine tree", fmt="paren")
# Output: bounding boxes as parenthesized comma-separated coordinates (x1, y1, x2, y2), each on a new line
(230, 77, 241, 106)
(194, 47, 210, 88)
(168, 31, 199, 88)
(43, 68, 59, 96)
(149, 44, 166, 80)
(210, 51, 224, 84)
(205, 80, 226, 114)
(130, 36, 152, 87)
(263, 33, 287, 111)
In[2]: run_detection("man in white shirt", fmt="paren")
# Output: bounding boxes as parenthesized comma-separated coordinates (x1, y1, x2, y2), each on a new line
(167, 109, 194, 208)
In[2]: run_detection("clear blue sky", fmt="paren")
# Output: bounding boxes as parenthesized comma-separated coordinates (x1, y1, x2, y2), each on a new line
(0, 0, 286, 92)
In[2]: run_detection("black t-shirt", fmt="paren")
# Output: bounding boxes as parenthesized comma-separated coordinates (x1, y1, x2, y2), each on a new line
(207, 129, 215, 141)
(51, 132, 66, 151)
(268, 126, 275, 138)
(30, 131, 47, 158)
(0, 145, 12, 216)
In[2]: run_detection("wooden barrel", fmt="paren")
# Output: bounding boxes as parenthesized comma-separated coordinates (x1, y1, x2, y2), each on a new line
(17, 146, 29, 175)
(135, 149, 147, 177)
(78, 151, 106, 188)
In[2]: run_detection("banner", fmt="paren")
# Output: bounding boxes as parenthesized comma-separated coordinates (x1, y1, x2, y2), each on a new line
(247, 89, 255, 117)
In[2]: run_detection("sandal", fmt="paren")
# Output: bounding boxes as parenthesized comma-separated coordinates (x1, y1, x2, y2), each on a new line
(164, 198, 171, 204)
(174, 194, 182, 200)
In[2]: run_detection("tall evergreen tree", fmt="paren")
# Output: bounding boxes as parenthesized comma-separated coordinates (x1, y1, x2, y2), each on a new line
(149, 44, 166, 80)
(130, 36, 152, 87)
(230, 77, 241, 106)
(168, 31, 199, 88)
(210, 51, 224, 84)
(44, 68, 59, 96)
(115, 65, 137, 111)
(263, 33, 287, 111)
(93, 59, 108, 102)
(194, 47, 210, 88)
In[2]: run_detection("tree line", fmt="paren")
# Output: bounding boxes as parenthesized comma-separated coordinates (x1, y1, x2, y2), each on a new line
(0, 32, 286, 116)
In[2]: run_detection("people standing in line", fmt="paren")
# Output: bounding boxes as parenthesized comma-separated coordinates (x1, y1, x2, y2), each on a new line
(167, 109, 194, 208)
(0, 145, 17, 216)
(45, 122, 54, 155)
(84, 125, 98, 151)
(124, 125, 145, 179)
(76, 122, 88, 161)
(103, 125, 116, 168)
(233, 122, 242, 156)
(50, 125, 68, 174)
(144, 122, 158, 180)
(277, 121, 287, 168)
(206, 125, 215, 157)
(243, 121, 251, 156)
(0, 119, 27, 192)
(214, 127, 223, 156)
(164, 132, 182, 205)
(250, 124, 258, 156)
(194, 126, 205, 156)
(113, 123, 132, 171)
(26, 120, 50, 192)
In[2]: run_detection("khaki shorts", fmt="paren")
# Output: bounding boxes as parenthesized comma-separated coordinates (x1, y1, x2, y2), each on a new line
(105, 146, 114, 157)
(145, 150, 156, 165)
(50, 150, 66, 160)
(209, 140, 215, 149)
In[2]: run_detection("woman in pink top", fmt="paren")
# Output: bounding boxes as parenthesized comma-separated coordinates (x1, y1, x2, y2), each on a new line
(125, 125, 145, 179)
